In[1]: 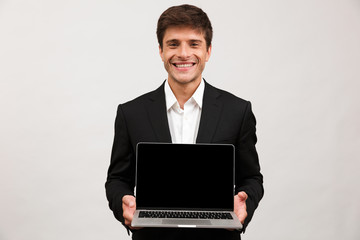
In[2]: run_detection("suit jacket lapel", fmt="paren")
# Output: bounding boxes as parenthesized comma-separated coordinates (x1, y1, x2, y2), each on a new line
(146, 82, 172, 143)
(196, 81, 223, 143)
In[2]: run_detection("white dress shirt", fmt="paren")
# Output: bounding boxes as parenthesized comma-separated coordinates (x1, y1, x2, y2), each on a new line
(164, 79, 204, 144)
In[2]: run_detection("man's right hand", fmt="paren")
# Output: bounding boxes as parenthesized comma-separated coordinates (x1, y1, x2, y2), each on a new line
(122, 195, 142, 230)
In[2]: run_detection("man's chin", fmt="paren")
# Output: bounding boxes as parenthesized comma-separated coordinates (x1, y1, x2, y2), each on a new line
(170, 76, 201, 86)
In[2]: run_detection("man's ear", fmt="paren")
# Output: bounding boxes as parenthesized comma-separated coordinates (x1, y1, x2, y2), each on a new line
(206, 45, 212, 62)
(159, 45, 164, 62)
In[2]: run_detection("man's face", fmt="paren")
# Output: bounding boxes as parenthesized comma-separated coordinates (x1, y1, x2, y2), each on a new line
(159, 26, 211, 86)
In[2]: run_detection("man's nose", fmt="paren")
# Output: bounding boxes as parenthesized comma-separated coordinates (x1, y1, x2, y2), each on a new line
(178, 44, 190, 58)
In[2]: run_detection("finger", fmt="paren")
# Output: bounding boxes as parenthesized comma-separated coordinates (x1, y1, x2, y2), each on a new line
(122, 195, 137, 228)
(124, 210, 143, 230)
(124, 216, 132, 226)
(123, 208, 136, 229)
(123, 195, 136, 208)
(128, 200, 135, 208)
(238, 209, 248, 224)
(123, 209, 134, 222)
(237, 191, 248, 201)
(122, 195, 132, 205)
(123, 206, 135, 218)
(234, 200, 247, 223)
(234, 193, 248, 224)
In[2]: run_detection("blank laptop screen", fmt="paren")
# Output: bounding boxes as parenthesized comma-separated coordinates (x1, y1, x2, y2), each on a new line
(135, 143, 234, 211)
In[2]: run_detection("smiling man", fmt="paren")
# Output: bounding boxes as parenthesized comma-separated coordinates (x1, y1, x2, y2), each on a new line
(160, 25, 211, 110)
(106, 4, 264, 240)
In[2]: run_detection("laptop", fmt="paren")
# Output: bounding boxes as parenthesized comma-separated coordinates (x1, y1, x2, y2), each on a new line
(131, 142, 242, 229)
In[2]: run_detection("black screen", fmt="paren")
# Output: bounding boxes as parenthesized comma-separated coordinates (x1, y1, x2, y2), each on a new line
(135, 143, 234, 210)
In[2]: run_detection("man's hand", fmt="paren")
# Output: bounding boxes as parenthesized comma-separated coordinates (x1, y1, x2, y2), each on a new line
(234, 191, 248, 224)
(122, 195, 142, 230)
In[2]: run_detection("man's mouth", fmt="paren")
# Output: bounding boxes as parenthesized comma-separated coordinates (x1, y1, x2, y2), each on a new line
(172, 63, 196, 68)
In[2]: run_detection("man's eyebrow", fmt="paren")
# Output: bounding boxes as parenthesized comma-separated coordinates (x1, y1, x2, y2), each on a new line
(189, 39, 203, 44)
(166, 39, 179, 44)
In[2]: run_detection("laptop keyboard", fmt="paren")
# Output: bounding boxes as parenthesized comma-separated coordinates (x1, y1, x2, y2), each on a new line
(139, 211, 233, 219)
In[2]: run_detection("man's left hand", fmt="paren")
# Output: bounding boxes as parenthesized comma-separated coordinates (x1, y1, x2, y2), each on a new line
(234, 191, 248, 224)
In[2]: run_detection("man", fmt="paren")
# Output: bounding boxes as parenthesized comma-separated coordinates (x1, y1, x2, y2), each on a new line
(106, 4, 263, 240)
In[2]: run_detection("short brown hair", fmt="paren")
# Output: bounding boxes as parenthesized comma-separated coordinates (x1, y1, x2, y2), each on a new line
(157, 4, 213, 50)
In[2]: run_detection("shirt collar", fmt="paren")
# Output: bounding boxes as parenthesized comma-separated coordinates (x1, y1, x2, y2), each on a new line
(164, 80, 178, 111)
(192, 79, 204, 109)
(164, 79, 205, 111)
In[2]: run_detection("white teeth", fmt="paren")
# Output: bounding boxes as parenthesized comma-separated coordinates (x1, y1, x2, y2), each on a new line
(175, 64, 193, 68)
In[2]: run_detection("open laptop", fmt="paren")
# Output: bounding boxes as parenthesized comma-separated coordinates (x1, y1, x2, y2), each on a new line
(131, 142, 242, 229)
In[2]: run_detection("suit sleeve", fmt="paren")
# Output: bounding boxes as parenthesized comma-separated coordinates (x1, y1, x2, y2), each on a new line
(105, 104, 136, 226)
(235, 101, 264, 232)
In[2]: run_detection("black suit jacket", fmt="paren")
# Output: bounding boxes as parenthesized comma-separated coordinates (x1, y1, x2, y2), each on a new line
(105, 81, 264, 240)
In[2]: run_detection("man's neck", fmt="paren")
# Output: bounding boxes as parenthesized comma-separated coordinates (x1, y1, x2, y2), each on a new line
(168, 78, 202, 109)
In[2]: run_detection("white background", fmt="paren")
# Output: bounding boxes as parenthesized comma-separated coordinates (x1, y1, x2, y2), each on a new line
(1, 0, 359, 239)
